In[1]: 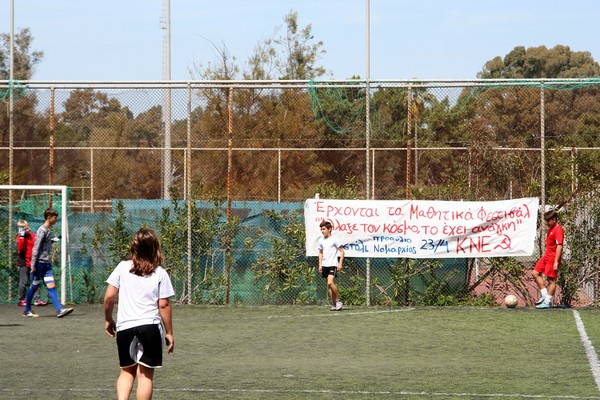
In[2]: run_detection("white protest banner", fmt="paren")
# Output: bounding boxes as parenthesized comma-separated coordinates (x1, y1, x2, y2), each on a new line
(305, 198, 539, 258)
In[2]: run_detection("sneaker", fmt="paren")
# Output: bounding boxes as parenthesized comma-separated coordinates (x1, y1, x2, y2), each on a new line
(536, 302, 552, 309)
(535, 296, 545, 305)
(56, 308, 74, 318)
(335, 301, 343, 311)
(34, 299, 47, 306)
(17, 300, 26, 307)
(330, 305, 337, 311)
(23, 311, 39, 318)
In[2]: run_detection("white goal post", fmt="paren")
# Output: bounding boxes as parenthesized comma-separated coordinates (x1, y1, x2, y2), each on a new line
(1, 185, 69, 304)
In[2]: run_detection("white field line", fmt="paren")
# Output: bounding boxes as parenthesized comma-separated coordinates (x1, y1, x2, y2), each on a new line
(158, 388, 600, 398)
(4, 388, 600, 399)
(573, 309, 600, 393)
(266, 308, 416, 319)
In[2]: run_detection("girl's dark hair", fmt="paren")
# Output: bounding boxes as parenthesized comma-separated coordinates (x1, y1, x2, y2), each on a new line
(129, 228, 164, 276)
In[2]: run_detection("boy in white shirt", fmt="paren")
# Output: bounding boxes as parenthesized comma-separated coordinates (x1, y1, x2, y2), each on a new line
(318, 221, 345, 311)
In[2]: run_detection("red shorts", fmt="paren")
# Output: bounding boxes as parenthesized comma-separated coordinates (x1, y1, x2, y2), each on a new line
(534, 255, 559, 279)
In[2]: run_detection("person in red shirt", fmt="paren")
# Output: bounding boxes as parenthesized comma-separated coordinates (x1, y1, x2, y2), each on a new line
(16, 220, 46, 307)
(532, 210, 564, 309)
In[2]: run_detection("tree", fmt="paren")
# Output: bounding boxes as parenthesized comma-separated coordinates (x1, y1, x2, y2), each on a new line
(465, 45, 600, 202)
(191, 10, 326, 81)
(55, 88, 168, 199)
(0, 28, 43, 80)
(0, 28, 45, 183)
(256, 10, 327, 80)
(61, 89, 128, 127)
(404, 91, 476, 200)
(478, 45, 600, 79)
(189, 39, 239, 81)
(186, 10, 330, 200)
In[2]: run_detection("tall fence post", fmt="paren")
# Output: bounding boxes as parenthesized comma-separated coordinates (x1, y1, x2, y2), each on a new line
(371, 149, 376, 199)
(571, 148, 577, 193)
(278, 147, 282, 203)
(7, 1, 15, 301)
(49, 87, 55, 207)
(406, 86, 412, 199)
(539, 84, 546, 253)
(90, 148, 94, 212)
(365, 82, 372, 306)
(365, 0, 372, 305)
(225, 86, 233, 305)
(187, 83, 193, 304)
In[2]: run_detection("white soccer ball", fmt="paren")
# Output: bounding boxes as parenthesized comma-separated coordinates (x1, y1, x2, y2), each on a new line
(504, 294, 518, 308)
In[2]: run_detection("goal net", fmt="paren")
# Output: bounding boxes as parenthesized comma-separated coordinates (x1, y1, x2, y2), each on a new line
(0, 185, 71, 305)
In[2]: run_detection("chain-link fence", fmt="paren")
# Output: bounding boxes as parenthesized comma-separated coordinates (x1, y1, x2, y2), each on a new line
(1, 79, 600, 307)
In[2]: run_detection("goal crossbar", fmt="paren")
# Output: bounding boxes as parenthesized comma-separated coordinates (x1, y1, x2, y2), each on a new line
(1, 185, 69, 304)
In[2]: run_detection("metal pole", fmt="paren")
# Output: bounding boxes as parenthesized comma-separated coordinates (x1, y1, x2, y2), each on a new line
(571, 148, 577, 193)
(404, 88, 413, 307)
(406, 87, 412, 199)
(186, 83, 192, 304)
(225, 87, 233, 305)
(414, 117, 418, 186)
(540, 85, 546, 252)
(49, 88, 55, 188)
(365, 0, 371, 306)
(90, 148, 94, 212)
(8, 0, 15, 301)
(49, 88, 55, 210)
(60, 186, 67, 304)
(278, 148, 282, 203)
(365, 0, 371, 200)
(371, 149, 375, 199)
(162, 0, 172, 199)
(8, 0, 14, 187)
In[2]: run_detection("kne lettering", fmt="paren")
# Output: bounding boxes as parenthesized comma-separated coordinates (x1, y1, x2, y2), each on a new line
(455, 236, 492, 254)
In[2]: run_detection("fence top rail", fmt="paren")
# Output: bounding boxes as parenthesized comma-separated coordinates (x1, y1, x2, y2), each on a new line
(1, 78, 600, 90)
(3, 146, 597, 152)
(0, 184, 68, 191)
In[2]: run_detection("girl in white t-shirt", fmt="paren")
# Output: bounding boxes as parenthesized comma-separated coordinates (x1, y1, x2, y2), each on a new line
(104, 228, 175, 400)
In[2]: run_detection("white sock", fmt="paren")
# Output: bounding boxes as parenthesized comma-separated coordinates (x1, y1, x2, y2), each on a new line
(545, 295, 553, 305)
(541, 288, 548, 297)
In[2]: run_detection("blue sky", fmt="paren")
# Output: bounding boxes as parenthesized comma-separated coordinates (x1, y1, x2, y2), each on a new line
(1, 0, 599, 81)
